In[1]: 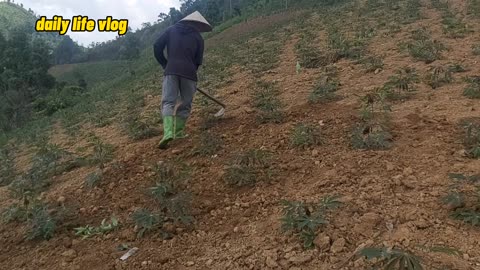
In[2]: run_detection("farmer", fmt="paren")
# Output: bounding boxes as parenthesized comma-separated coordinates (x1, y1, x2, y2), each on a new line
(154, 11, 212, 149)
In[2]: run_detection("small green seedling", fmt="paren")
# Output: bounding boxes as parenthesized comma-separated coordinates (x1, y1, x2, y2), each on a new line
(358, 247, 424, 270)
(74, 217, 120, 239)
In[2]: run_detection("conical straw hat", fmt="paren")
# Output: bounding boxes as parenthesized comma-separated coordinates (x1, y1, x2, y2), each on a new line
(180, 11, 212, 32)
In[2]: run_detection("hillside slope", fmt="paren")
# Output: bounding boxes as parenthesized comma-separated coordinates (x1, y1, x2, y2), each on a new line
(1, 0, 480, 269)
(0, 2, 34, 36)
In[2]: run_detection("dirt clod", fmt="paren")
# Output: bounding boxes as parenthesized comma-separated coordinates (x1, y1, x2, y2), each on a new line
(330, 238, 346, 253)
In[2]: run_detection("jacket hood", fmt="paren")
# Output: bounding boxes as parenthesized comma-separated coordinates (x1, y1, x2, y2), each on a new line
(175, 22, 198, 34)
(179, 11, 212, 32)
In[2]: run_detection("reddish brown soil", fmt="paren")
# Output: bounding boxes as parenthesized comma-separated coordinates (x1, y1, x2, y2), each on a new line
(2, 1, 480, 270)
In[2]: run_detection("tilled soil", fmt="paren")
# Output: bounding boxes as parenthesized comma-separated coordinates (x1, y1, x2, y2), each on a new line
(1, 1, 480, 270)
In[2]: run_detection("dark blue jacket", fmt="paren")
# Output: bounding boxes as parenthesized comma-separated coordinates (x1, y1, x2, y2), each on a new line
(153, 22, 204, 82)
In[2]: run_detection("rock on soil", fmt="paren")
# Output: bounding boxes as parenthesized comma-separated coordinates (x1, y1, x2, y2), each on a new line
(314, 233, 331, 252)
(330, 238, 346, 253)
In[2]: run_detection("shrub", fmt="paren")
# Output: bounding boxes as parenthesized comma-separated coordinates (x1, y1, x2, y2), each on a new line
(281, 196, 341, 248)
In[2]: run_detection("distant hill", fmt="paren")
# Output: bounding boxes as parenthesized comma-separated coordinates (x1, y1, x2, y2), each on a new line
(0, 1, 65, 49)
(0, 1, 35, 37)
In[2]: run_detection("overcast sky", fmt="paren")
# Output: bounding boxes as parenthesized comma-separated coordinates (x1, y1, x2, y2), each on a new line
(16, 0, 180, 45)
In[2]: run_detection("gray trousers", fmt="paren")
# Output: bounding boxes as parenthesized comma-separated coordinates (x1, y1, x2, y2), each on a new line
(161, 75, 197, 119)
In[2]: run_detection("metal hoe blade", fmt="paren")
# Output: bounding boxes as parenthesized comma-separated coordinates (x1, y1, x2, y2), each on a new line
(197, 88, 226, 118)
(214, 107, 225, 117)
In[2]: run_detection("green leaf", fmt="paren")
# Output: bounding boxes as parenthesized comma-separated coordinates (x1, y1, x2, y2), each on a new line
(359, 247, 389, 260)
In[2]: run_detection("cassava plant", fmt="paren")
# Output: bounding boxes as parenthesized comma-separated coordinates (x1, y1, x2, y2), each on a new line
(358, 247, 424, 269)
(280, 196, 342, 248)
(443, 173, 480, 226)
(252, 81, 284, 124)
(84, 170, 103, 189)
(463, 122, 480, 158)
(225, 149, 272, 187)
(352, 91, 393, 150)
(424, 66, 453, 89)
(146, 161, 194, 232)
(382, 67, 419, 100)
(309, 77, 340, 103)
(131, 209, 163, 238)
(463, 78, 480, 99)
(88, 136, 114, 169)
(290, 123, 322, 148)
(358, 55, 384, 73)
(193, 131, 222, 156)
(405, 29, 446, 63)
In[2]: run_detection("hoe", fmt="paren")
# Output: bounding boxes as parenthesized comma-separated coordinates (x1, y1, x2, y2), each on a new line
(197, 88, 226, 117)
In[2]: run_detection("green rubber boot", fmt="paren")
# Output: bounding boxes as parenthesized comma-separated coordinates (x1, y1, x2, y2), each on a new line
(174, 116, 187, 139)
(158, 116, 174, 149)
